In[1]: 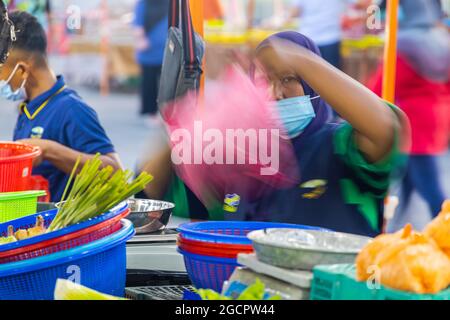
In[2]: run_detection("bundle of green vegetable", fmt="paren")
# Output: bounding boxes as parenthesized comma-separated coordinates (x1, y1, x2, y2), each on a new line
(47, 154, 153, 232)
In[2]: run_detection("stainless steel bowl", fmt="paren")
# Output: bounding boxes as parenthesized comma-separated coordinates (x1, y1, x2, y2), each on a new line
(127, 199, 175, 234)
(37, 202, 57, 213)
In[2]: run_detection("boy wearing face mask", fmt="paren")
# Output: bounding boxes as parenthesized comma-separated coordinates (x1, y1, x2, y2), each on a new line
(0, 11, 122, 202)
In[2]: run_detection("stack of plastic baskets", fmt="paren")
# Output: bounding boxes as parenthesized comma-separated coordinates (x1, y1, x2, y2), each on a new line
(178, 235, 254, 258)
(0, 202, 130, 263)
(0, 142, 41, 193)
(0, 202, 134, 300)
(177, 221, 326, 292)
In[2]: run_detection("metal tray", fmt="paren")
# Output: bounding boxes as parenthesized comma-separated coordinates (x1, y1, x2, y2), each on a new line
(248, 228, 371, 270)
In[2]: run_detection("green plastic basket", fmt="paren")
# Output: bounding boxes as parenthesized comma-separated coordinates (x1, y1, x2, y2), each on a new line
(0, 191, 47, 223)
(311, 264, 450, 300)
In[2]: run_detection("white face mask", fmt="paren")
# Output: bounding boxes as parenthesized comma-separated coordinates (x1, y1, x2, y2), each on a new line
(0, 64, 27, 101)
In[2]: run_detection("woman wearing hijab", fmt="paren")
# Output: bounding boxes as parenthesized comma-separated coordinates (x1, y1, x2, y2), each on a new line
(223, 31, 405, 237)
(140, 30, 406, 237)
(369, 0, 450, 223)
(133, 0, 169, 124)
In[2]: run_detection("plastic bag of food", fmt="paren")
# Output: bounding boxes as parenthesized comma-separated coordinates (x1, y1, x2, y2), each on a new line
(424, 200, 450, 257)
(356, 224, 412, 281)
(375, 232, 450, 294)
(357, 224, 450, 294)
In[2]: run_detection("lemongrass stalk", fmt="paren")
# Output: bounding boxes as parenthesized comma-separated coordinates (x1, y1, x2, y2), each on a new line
(49, 158, 99, 230)
(62, 185, 105, 225)
(60, 156, 81, 204)
(49, 160, 153, 231)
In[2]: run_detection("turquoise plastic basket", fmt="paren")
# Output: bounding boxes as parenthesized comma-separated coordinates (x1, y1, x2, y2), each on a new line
(311, 264, 450, 300)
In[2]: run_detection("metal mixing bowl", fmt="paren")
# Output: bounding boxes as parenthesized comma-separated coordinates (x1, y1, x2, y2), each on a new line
(127, 199, 175, 234)
(37, 202, 57, 213)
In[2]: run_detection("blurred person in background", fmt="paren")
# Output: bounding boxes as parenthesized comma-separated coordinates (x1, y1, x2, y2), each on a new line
(379, 0, 445, 24)
(369, 0, 450, 223)
(133, 0, 169, 126)
(246, 0, 289, 30)
(7, 1, 56, 53)
(289, 0, 363, 69)
(205, 0, 225, 21)
(6, 0, 51, 30)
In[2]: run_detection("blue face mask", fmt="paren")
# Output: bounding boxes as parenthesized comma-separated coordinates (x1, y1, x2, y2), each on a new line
(276, 95, 317, 139)
(0, 64, 27, 102)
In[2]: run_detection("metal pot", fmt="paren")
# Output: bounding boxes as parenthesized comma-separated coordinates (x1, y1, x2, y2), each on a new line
(127, 199, 175, 234)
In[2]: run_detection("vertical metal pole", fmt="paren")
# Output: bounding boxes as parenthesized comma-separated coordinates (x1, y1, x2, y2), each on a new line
(189, 0, 204, 105)
(100, 0, 110, 96)
(382, 0, 399, 103)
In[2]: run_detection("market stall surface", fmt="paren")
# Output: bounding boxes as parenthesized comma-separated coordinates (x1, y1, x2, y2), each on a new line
(0, 85, 448, 232)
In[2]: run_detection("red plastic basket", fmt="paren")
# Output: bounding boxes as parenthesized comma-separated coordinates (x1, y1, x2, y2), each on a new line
(177, 235, 254, 258)
(0, 142, 41, 193)
(0, 209, 130, 264)
(28, 176, 51, 202)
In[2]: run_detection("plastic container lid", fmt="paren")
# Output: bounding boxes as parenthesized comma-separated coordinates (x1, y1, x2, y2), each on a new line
(0, 142, 41, 163)
(0, 191, 47, 202)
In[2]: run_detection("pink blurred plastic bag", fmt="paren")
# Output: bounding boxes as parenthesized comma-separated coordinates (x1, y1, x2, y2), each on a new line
(161, 67, 300, 209)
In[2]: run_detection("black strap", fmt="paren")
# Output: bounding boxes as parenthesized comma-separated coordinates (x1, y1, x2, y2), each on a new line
(169, 0, 179, 28)
(169, 0, 199, 71)
(0, 0, 15, 64)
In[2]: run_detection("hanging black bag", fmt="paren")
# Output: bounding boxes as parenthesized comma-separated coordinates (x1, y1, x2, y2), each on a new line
(157, 0, 205, 111)
(0, 0, 15, 65)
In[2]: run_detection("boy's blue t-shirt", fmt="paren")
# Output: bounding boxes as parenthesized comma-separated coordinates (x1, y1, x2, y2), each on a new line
(13, 76, 115, 202)
(133, 0, 168, 66)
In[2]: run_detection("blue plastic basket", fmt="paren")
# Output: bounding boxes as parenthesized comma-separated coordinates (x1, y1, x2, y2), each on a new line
(0, 219, 135, 300)
(178, 248, 239, 292)
(0, 201, 128, 253)
(178, 221, 328, 245)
